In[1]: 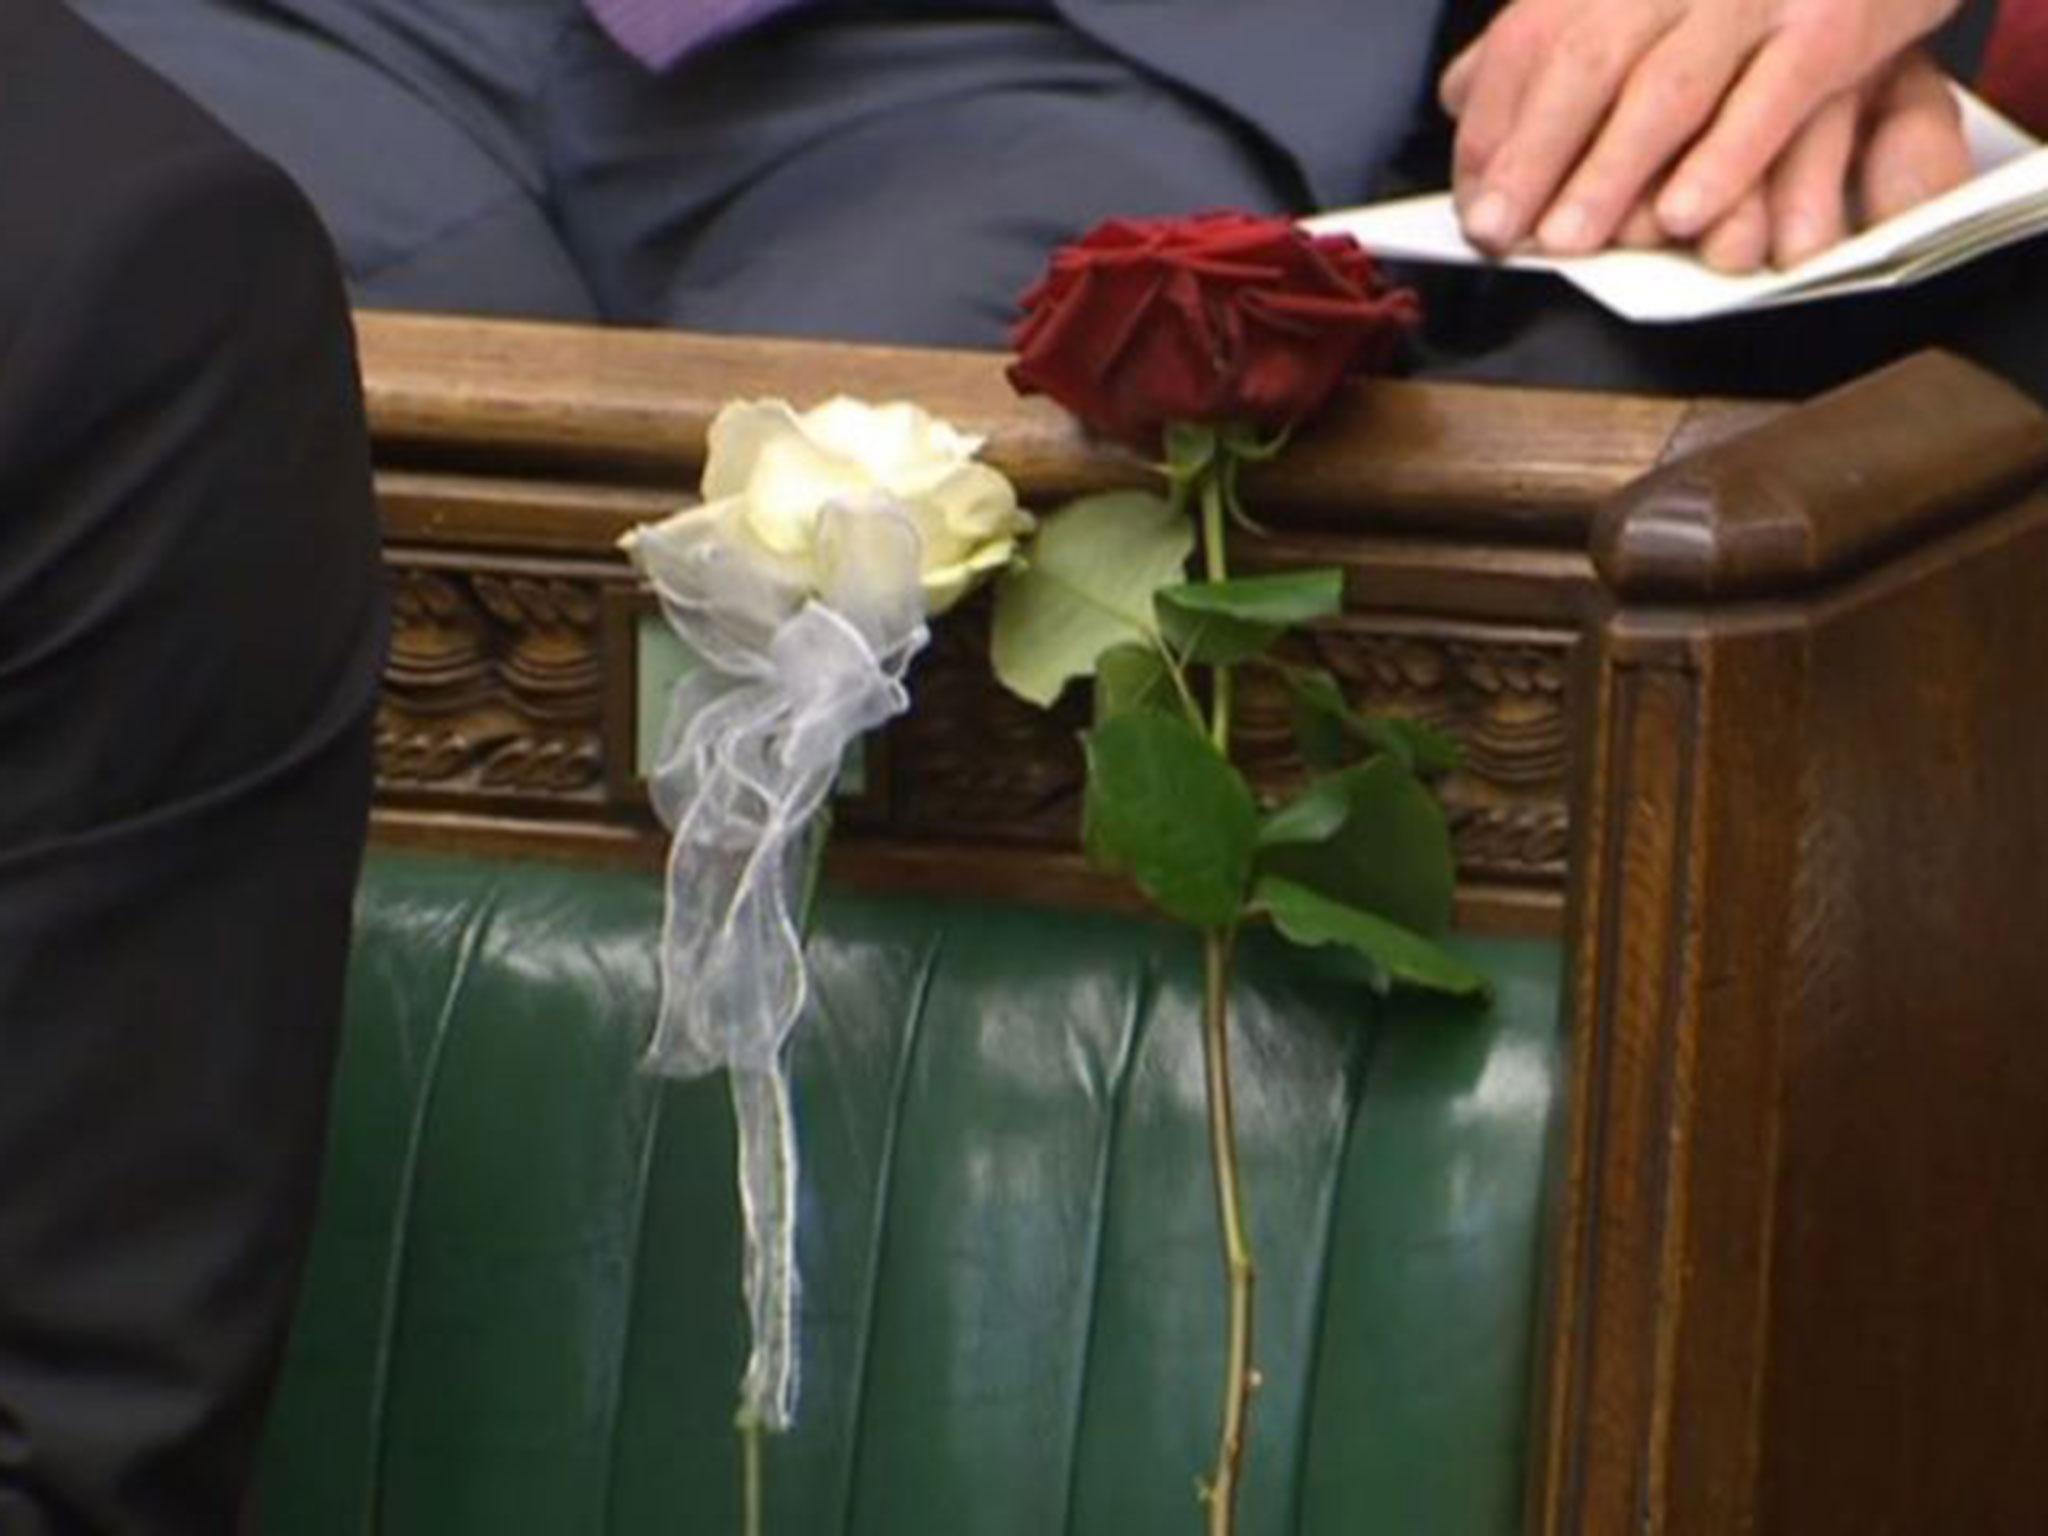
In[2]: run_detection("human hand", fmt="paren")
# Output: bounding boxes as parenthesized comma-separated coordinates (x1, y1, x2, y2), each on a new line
(1594, 48, 1974, 273)
(1441, 0, 1962, 255)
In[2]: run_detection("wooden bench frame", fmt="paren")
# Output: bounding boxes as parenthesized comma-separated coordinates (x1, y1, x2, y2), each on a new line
(358, 310, 2048, 1534)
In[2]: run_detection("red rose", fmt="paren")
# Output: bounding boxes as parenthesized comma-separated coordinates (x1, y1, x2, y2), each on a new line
(1008, 212, 1420, 447)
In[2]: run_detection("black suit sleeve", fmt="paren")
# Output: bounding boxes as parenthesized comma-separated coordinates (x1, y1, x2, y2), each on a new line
(0, 139, 385, 1534)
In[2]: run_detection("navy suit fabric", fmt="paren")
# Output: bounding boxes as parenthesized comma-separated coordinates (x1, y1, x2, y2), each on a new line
(70, 0, 1454, 340)
(1056, 0, 1451, 207)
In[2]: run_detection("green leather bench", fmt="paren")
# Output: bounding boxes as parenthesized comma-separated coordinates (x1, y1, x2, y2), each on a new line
(253, 852, 1559, 1533)
(335, 316, 2048, 1533)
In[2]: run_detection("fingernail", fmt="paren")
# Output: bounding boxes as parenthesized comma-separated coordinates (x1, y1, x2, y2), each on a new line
(1660, 184, 1707, 235)
(1538, 202, 1592, 251)
(1465, 191, 1515, 248)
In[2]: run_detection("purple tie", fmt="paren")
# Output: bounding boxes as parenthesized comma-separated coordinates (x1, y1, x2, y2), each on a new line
(586, 0, 811, 70)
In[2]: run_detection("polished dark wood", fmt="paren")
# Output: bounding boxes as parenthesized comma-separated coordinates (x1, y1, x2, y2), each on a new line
(358, 309, 1756, 538)
(1537, 353, 2048, 1536)
(1593, 351, 2048, 597)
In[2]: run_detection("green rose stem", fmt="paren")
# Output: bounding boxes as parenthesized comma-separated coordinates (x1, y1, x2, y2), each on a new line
(1196, 458, 1255, 1536)
(737, 1406, 765, 1536)
(1200, 471, 1234, 758)
(732, 804, 835, 1536)
(1200, 925, 1250, 1536)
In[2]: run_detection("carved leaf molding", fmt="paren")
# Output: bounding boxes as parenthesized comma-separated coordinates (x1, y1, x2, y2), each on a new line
(379, 561, 611, 802)
(374, 553, 1574, 889)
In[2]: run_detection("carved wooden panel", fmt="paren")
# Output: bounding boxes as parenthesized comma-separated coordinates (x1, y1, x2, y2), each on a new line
(377, 553, 624, 813)
(375, 545, 1577, 903)
(830, 603, 1573, 888)
(1237, 620, 1575, 889)
(881, 604, 1091, 844)
(1334, 624, 1572, 884)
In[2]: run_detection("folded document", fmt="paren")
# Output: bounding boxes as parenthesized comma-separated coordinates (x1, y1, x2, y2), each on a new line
(1304, 91, 2045, 323)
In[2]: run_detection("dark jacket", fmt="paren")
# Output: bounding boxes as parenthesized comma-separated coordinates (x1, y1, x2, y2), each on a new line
(0, 2, 384, 1528)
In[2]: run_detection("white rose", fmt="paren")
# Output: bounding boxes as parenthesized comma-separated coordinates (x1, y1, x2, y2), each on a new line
(630, 396, 1031, 615)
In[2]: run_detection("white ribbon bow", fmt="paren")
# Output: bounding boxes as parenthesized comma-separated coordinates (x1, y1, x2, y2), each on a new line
(631, 495, 929, 1430)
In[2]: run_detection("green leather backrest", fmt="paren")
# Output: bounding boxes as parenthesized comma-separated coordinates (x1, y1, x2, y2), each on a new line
(256, 851, 1562, 1535)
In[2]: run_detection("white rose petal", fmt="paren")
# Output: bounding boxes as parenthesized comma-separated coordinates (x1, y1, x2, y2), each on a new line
(741, 432, 875, 555)
(701, 400, 809, 502)
(930, 461, 1031, 540)
(801, 397, 985, 493)
(672, 395, 1026, 618)
(924, 536, 1024, 615)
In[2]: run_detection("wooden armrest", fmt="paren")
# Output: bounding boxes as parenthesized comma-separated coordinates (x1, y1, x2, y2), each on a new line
(1596, 350, 2048, 597)
(355, 309, 1764, 540)
(1544, 349, 2048, 1536)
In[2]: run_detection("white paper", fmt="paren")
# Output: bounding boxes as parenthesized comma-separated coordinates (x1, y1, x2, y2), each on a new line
(1303, 89, 2045, 323)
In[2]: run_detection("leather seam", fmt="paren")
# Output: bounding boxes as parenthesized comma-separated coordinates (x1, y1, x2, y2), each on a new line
(832, 922, 948, 1531)
(359, 881, 504, 1532)
(1283, 991, 1388, 1532)
(1054, 941, 1158, 1536)
(594, 1028, 670, 1535)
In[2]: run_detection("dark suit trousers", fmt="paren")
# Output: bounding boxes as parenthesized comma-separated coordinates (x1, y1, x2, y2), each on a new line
(0, 5, 386, 1529)
(73, 0, 1302, 348)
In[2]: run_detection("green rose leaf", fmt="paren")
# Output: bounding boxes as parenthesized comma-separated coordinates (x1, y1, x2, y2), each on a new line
(1093, 642, 1179, 726)
(1358, 715, 1463, 776)
(992, 491, 1195, 708)
(1156, 569, 1345, 665)
(1163, 422, 1220, 483)
(1284, 667, 1462, 776)
(1257, 756, 1456, 936)
(1255, 875, 1491, 1001)
(1256, 775, 1355, 850)
(1084, 710, 1257, 929)
(1081, 777, 1129, 878)
(1286, 668, 1355, 770)
(1218, 420, 1294, 464)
